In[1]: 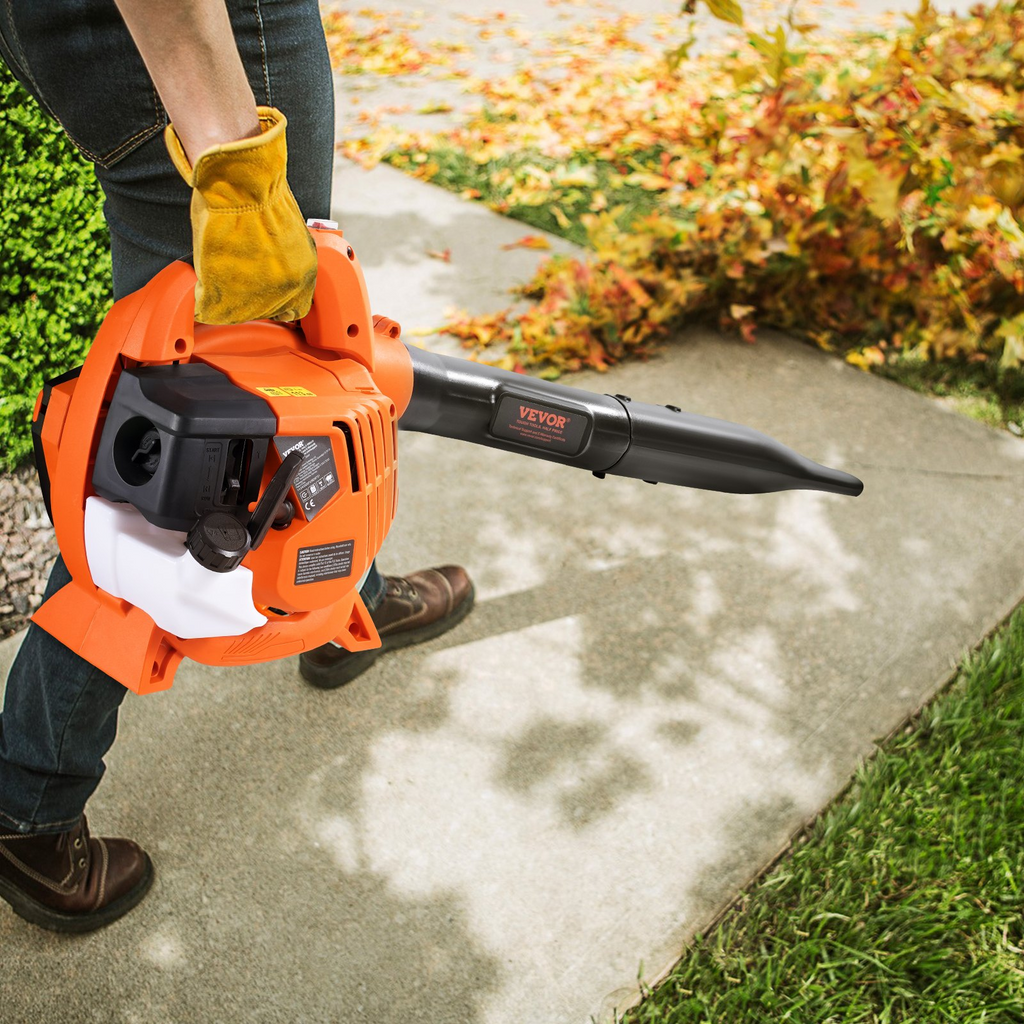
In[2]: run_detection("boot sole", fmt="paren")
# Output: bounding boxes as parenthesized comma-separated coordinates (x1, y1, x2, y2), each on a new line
(300, 584, 476, 690)
(0, 853, 154, 934)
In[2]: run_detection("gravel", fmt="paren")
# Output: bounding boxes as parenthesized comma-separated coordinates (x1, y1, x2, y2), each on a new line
(0, 465, 58, 639)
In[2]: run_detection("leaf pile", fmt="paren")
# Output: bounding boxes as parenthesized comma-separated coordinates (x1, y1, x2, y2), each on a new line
(340, 2, 1024, 375)
(322, 7, 471, 81)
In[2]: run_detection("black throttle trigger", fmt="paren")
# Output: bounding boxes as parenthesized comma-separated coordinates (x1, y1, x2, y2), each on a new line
(248, 450, 304, 551)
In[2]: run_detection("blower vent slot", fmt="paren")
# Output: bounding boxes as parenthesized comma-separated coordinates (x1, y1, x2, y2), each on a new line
(367, 413, 379, 474)
(336, 422, 361, 492)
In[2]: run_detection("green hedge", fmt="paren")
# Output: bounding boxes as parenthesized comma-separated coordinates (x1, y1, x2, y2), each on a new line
(1, 60, 111, 472)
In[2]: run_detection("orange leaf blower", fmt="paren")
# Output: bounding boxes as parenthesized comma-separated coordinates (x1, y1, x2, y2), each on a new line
(31, 225, 862, 696)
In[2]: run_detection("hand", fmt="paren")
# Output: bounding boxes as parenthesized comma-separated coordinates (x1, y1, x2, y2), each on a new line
(165, 106, 317, 324)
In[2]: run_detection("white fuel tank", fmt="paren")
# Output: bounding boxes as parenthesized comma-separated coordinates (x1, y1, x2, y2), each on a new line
(83, 496, 267, 639)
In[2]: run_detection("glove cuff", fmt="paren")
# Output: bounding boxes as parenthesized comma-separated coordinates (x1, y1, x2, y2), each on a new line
(164, 106, 289, 206)
(164, 122, 194, 183)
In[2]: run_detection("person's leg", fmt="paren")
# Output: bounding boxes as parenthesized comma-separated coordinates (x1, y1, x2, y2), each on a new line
(0, 0, 147, 839)
(0, 0, 158, 931)
(0, 559, 129, 834)
(0, 0, 198, 835)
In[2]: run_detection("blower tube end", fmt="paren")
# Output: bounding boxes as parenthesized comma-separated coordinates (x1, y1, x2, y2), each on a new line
(606, 398, 864, 497)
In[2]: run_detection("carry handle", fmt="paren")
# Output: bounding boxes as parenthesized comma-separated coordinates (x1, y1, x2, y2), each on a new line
(117, 227, 375, 371)
(297, 226, 375, 371)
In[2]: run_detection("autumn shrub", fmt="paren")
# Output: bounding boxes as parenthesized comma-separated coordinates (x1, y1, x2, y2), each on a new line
(346, 2, 1024, 377)
(0, 61, 111, 471)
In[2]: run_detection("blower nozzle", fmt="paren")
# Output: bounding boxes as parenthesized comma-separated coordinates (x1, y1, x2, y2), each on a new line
(399, 346, 862, 498)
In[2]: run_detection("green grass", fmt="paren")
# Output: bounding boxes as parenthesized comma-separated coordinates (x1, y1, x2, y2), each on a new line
(879, 357, 1024, 434)
(622, 608, 1024, 1024)
(386, 144, 666, 248)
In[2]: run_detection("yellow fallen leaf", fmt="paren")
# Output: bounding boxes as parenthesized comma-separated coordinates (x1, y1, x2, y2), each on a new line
(551, 206, 571, 229)
(704, 0, 744, 27)
(845, 346, 885, 371)
(552, 164, 598, 187)
(623, 171, 672, 191)
(609, 263, 652, 307)
(996, 313, 1024, 369)
(846, 146, 905, 224)
(501, 235, 552, 251)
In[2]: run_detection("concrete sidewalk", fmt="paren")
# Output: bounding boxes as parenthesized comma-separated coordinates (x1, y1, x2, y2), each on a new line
(3, 151, 1024, 1023)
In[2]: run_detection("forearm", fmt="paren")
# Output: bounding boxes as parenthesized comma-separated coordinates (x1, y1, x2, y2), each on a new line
(113, 0, 260, 162)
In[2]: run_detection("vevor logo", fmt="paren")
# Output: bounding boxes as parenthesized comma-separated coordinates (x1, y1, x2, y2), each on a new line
(491, 393, 588, 454)
(519, 405, 569, 429)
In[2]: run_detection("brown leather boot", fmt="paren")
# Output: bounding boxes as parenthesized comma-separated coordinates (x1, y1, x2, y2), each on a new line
(0, 815, 153, 933)
(299, 565, 474, 689)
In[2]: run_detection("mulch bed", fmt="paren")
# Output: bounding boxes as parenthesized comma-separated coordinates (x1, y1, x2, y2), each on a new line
(0, 466, 57, 640)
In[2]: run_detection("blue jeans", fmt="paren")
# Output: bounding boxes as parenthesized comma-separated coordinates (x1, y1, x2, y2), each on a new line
(0, 0, 387, 834)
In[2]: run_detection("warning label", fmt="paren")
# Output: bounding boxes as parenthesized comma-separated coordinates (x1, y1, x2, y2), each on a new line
(295, 539, 355, 585)
(257, 386, 316, 397)
(274, 435, 340, 520)
(490, 393, 590, 454)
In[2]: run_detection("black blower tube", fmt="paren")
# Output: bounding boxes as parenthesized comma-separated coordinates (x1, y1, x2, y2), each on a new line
(399, 345, 863, 497)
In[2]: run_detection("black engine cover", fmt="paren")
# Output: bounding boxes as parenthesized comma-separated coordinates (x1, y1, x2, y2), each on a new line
(91, 364, 277, 532)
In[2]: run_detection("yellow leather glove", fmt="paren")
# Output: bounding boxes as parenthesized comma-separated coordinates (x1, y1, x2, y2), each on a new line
(165, 107, 317, 324)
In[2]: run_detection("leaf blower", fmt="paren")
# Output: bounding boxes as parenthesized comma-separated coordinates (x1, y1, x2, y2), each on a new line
(30, 224, 862, 695)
